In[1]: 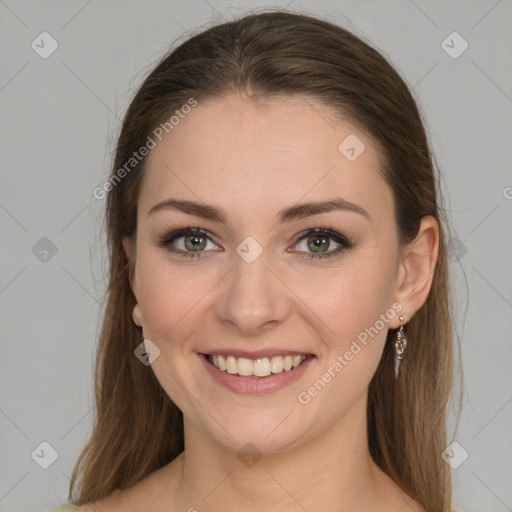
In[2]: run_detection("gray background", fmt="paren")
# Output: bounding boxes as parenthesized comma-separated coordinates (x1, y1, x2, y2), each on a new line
(1, 1, 511, 511)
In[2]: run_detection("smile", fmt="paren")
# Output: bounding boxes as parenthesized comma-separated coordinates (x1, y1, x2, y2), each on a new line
(207, 354, 308, 377)
(199, 352, 316, 394)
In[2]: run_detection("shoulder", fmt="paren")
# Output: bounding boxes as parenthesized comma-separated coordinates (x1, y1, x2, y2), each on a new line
(79, 457, 183, 512)
(48, 505, 108, 512)
(48, 500, 122, 512)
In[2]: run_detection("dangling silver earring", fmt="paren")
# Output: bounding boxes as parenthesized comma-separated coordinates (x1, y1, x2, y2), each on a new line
(394, 316, 408, 378)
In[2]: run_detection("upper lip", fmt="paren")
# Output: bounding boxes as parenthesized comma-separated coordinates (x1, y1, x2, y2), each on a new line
(199, 349, 315, 359)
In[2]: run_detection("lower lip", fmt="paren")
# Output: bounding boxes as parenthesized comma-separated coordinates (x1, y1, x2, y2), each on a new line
(198, 353, 316, 394)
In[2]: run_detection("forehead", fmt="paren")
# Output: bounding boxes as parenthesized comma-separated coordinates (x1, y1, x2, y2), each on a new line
(138, 93, 392, 225)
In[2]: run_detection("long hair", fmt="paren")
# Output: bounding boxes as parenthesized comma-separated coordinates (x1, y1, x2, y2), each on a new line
(69, 10, 461, 511)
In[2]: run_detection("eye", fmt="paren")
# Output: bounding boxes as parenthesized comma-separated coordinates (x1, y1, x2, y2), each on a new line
(157, 225, 353, 261)
(291, 227, 353, 260)
(157, 227, 220, 259)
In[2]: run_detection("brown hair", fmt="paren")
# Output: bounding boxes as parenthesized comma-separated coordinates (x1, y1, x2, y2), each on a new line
(69, 9, 461, 511)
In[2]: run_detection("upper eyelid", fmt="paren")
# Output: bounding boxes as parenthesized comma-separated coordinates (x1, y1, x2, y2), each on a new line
(161, 227, 219, 246)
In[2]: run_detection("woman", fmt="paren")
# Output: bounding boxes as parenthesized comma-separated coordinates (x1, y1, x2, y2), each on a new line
(50, 9, 460, 512)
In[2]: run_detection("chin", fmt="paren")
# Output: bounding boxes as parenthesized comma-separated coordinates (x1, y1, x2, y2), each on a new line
(199, 407, 315, 455)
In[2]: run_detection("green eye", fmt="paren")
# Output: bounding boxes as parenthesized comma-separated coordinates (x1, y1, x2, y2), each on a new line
(158, 226, 353, 260)
(158, 227, 217, 259)
(292, 228, 352, 260)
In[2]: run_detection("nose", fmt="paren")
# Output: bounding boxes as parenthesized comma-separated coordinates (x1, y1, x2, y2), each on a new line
(215, 248, 291, 335)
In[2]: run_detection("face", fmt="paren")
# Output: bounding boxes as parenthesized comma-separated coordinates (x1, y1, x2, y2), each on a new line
(126, 93, 404, 453)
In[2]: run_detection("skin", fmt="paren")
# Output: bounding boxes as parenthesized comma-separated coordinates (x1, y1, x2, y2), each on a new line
(89, 93, 438, 512)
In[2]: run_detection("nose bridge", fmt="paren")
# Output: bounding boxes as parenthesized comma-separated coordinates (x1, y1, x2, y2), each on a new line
(216, 243, 289, 333)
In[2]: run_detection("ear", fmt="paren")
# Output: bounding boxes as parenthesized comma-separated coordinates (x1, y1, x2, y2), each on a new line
(390, 215, 440, 328)
(122, 236, 137, 299)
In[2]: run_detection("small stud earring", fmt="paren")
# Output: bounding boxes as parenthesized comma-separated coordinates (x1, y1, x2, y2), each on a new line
(394, 316, 408, 378)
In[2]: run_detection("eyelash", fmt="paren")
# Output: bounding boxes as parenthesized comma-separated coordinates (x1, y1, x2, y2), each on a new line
(157, 224, 353, 261)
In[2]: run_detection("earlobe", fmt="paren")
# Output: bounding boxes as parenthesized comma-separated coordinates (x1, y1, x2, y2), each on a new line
(132, 303, 142, 326)
(391, 215, 440, 328)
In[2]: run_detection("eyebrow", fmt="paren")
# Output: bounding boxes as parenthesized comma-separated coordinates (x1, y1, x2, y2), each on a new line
(148, 197, 370, 224)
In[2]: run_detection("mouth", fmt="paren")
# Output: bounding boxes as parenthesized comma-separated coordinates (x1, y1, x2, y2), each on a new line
(197, 347, 317, 394)
(204, 353, 313, 378)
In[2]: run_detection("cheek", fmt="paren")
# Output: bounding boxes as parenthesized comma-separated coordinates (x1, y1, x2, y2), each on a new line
(294, 262, 396, 414)
(135, 252, 204, 347)
(307, 258, 396, 343)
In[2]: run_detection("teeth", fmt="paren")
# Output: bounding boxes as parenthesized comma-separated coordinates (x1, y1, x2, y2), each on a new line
(208, 354, 308, 377)
(226, 355, 237, 374)
(237, 357, 253, 376)
(253, 358, 271, 377)
(270, 356, 283, 373)
(292, 355, 303, 368)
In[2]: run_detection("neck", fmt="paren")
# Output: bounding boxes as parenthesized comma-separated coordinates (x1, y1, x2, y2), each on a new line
(169, 392, 396, 512)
